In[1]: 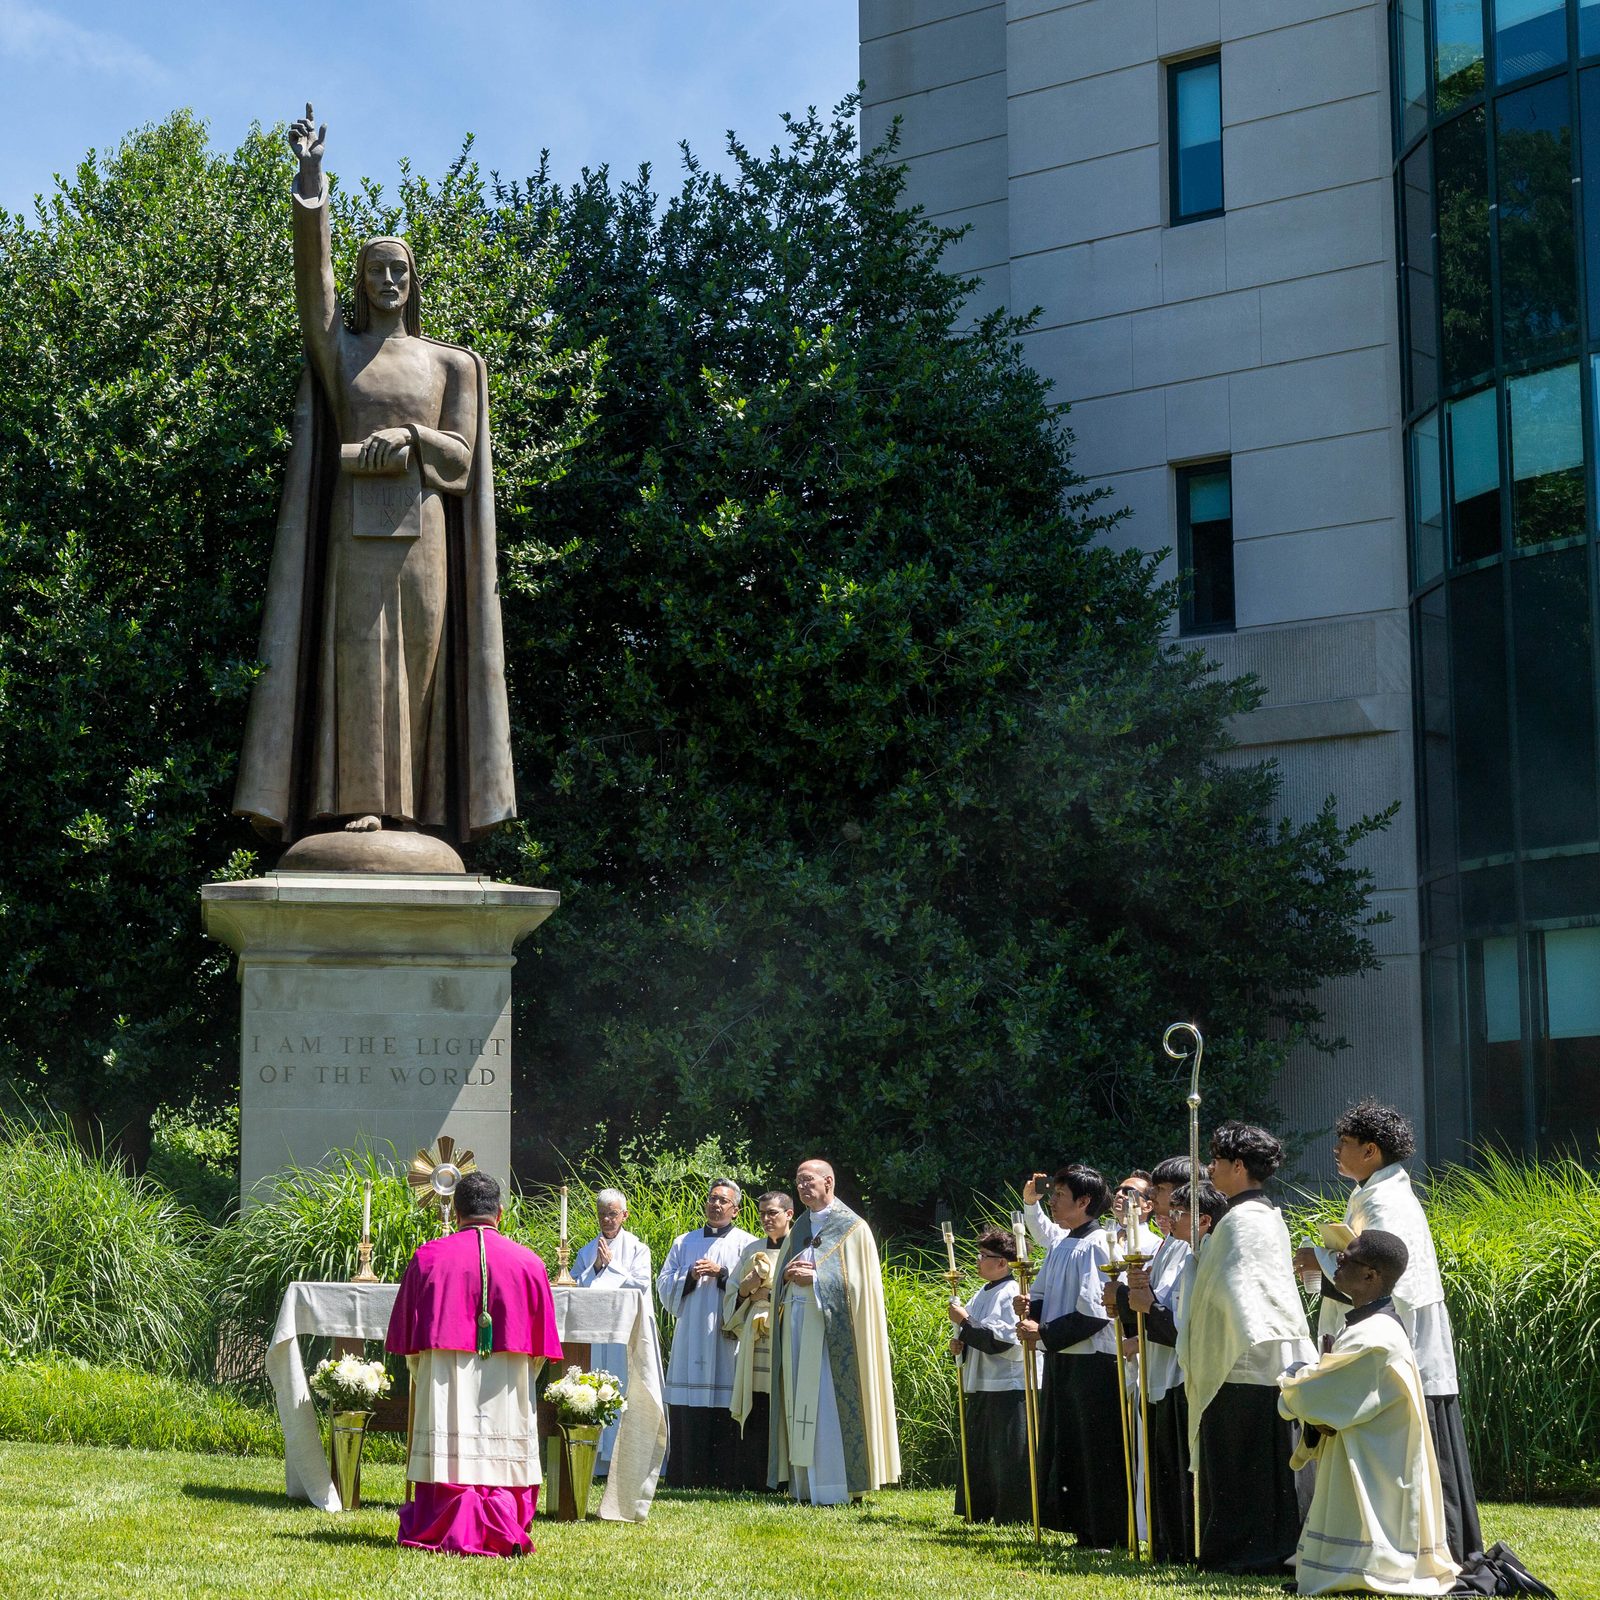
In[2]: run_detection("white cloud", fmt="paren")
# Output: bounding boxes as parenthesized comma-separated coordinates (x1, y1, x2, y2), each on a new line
(0, 0, 167, 84)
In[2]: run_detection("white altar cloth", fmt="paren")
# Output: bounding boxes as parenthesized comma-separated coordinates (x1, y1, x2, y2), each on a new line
(266, 1279, 666, 1520)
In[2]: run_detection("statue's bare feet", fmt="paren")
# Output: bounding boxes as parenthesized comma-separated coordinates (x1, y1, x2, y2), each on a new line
(344, 814, 381, 833)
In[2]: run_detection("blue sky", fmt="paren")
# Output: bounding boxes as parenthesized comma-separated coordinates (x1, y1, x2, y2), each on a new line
(0, 0, 861, 214)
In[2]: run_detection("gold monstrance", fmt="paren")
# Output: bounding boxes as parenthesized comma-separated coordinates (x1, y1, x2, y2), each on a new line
(407, 1135, 478, 1230)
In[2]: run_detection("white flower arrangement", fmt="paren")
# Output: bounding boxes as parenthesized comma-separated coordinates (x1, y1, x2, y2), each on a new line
(544, 1364, 627, 1428)
(309, 1353, 392, 1412)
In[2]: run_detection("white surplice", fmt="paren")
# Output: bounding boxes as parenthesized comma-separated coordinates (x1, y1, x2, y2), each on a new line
(1313, 1163, 1459, 1396)
(657, 1224, 756, 1408)
(573, 1227, 653, 1468)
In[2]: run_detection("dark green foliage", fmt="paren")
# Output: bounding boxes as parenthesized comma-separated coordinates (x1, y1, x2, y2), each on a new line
(487, 107, 1387, 1208)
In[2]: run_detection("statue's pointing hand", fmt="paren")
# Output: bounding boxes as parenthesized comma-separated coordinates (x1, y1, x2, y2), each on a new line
(289, 102, 327, 176)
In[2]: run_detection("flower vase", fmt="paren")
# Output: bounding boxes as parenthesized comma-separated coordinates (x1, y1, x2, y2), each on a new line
(558, 1422, 604, 1519)
(328, 1409, 373, 1510)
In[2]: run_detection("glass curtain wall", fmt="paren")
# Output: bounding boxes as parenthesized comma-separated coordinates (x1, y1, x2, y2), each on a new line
(1397, 0, 1600, 1161)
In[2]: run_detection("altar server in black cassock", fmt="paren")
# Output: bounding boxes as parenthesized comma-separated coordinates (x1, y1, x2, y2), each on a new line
(1115, 1161, 1218, 1564)
(1178, 1122, 1315, 1574)
(947, 1228, 1036, 1525)
(1018, 1164, 1125, 1549)
(1296, 1099, 1483, 1564)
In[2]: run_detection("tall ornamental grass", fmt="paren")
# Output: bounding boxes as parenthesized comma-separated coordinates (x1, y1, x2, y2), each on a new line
(1426, 1151, 1600, 1500)
(0, 1115, 210, 1374)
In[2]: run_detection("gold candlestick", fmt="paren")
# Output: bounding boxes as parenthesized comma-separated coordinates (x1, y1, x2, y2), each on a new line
(554, 1239, 576, 1288)
(1013, 1253, 1042, 1545)
(351, 1240, 380, 1284)
(1099, 1253, 1138, 1556)
(942, 1250, 974, 1525)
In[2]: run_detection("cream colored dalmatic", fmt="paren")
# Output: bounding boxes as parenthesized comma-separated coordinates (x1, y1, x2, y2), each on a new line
(1278, 1312, 1458, 1596)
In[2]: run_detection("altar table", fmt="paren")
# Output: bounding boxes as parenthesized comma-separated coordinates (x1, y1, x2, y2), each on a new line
(267, 1279, 666, 1519)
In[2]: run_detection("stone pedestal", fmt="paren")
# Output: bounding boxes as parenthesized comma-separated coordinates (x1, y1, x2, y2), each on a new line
(201, 872, 559, 1203)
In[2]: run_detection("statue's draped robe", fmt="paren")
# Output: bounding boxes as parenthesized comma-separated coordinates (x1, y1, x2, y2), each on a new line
(1177, 1191, 1315, 1572)
(1278, 1301, 1458, 1596)
(1312, 1163, 1481, 1562)
(385, 1225, 562, 1556)
(657, 1223, 756, 1488)
(233, 179, 514, 842)
(768, 1202, 900, 1503)
(572, 1228, 653, 1473)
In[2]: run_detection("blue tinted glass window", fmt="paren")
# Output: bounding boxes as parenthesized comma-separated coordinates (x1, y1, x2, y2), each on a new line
(1436, 108, 1493, 387)
(1178, 464, 1234, 634)
(1497, 78, 1578, 366)
(1584, 0, 1600, 57)
(1404, 145, 1438, 411)
(1451, 564, 1514, 860)
(1414, 411, 1446, 585)
(1399, 0, 1427, 146)
(1533, 929, 1600, 1152)
(1171, 57, 1223, 221)
(1426, 946, 1469, 1162)
(1448, 386, 1503, 561)
(1468, 935, 1525, 1148)
(1435, 0, 1485, 113)
(1508, 363, 1585, 547)
(1496, 0, 1567, 85)
(1417, 585, 1455, 873)
(1512, 547, 1597, 848)
(1581, 72, 1600, 329)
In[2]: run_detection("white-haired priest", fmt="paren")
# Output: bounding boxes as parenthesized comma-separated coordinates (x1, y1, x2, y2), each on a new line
(657, 1178, 756, 1487)
(768, 1159, 901, 1504)
(385, 1171, 562, 1555)
(573, 1185, 653, 1476)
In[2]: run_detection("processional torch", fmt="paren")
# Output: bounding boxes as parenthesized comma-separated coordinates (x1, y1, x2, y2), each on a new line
(1097, 1231, 1139, 1556)
(940, 1221, 974, 1523)
(1010, 1211, 1042, 1545)
(1119, 1203, 1156, 1560)
(1162, 1020, 1206, 1562)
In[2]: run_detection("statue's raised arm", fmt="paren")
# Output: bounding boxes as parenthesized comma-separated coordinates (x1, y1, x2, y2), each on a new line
(231, 101, 516, 868)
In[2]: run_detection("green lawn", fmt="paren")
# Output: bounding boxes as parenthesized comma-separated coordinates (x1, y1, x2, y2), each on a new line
(1, 1442, 1595, 1600)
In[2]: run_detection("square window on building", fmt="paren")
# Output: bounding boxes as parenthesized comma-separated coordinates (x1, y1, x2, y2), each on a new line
(1176, 463, 1234, 635)
(1168, 55, 1223, 224)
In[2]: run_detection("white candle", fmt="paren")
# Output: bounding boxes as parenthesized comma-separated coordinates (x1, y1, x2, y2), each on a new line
(941, 1220, 957, 1273)
(361, 1179, 371, 1242)
(1012, 1210, 1029, 1266)
(559, 1184, 568, 1241)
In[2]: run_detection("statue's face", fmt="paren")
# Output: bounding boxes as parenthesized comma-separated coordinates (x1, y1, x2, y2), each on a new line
(363, 243, 410, 313)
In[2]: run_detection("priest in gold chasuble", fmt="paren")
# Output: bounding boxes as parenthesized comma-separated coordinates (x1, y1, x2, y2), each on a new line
(768, 1160, 900, 1504)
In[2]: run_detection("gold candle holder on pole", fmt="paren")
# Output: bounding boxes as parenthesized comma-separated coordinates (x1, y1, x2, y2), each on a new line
(1121, 1238, 1155, 1561)
(940, 1222, 974, 1524)
(1164, 1021, 1206, 1561)
(1012, 1244, 1043, 1546)
(1098, 1248, 1138, 1557)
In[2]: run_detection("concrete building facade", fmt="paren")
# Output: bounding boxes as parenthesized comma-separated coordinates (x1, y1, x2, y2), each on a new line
(860, 0, 1600, 1162)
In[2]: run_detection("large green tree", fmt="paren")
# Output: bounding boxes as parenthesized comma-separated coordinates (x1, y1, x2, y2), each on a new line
(485, 108, 1388, 1208)
(0, 104, 1385, 1204)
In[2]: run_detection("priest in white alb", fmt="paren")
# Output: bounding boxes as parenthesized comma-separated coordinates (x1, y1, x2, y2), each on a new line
(572, 1186, 653, 1477)
(1279, 1230, 1458, 1596)
(768, 1159, 900, 1504)
(657, 1178, 756, 1488)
